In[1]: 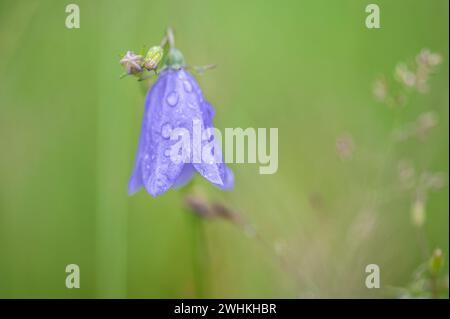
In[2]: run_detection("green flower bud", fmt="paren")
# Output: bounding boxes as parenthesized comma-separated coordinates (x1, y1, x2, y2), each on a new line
(429, 249, 444, 276)
(143, 46, 163, 71)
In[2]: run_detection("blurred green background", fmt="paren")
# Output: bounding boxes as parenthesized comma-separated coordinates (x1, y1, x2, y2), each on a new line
(0, 0, 448, 298)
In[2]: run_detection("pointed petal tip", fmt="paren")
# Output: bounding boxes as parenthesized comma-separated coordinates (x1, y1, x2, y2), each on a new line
(144, 174, 174, 197)
(128, 178, 143, 196)
(148, 190, 163, 197)
(128, 187, 139, 196)
(145, 185, 166, 197)
(217, 167, 234, 190)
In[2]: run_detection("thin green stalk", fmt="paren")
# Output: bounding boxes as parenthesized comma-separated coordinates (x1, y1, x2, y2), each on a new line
(181, 183, 210, 298)
(187, 211, 208, 298)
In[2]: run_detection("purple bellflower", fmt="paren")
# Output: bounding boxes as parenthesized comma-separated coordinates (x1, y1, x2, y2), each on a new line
(128, 66, 234, 197)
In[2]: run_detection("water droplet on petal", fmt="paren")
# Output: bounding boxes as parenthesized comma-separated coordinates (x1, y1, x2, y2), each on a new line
(154, 174, 169, 190)
(164, 148, 171, 157)
(183, 80, 193, 93)
(166, 91, 179, 107)
(161, 123, 172, 139)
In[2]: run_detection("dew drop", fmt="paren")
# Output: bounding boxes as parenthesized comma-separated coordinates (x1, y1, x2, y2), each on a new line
(164, 148, 171, 157)
(166, 91, 179, 107)
(154, 174, 169, 189)
(183, 80, 193, 93)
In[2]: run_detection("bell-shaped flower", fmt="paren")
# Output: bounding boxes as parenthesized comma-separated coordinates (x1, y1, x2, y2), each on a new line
(128, 68, 233, 196)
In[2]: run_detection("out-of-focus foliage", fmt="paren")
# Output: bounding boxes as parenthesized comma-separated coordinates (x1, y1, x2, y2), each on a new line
(0, 0, 448, 298)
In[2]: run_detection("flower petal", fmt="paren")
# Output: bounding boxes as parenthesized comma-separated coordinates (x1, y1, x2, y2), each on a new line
(128, 68, 234, 196)
(129, 70, 192, 196)
(173, 164, 196, 188)
(181, 72, 234, 190)
(215, 166, 234, 190)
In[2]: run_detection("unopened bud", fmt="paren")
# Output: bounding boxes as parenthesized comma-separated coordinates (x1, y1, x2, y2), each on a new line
(143, 46, 163, 71)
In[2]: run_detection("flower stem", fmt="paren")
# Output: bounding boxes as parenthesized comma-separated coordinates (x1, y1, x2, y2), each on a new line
(181, 183, 209, 298)
(187, 210, 208, 298)
(166, 27, 175, 49)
